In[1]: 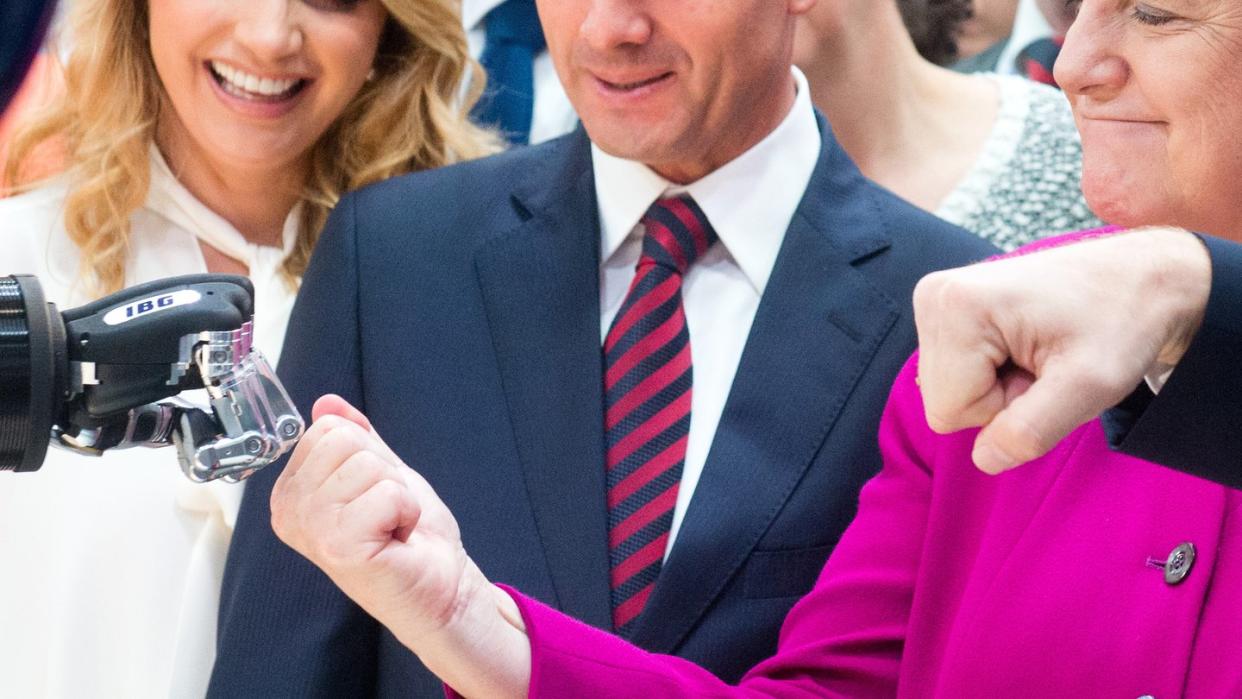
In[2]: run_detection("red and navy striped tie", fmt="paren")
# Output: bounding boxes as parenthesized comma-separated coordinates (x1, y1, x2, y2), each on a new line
(604, 195, 717, 635)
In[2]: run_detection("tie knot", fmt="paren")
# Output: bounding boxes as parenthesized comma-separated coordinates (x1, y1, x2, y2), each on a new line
(483, 0, 547, 49)
(639, 196, 718, 275)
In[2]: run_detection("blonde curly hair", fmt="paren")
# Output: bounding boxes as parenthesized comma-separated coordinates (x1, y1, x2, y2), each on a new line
(4, 0, 500, 297)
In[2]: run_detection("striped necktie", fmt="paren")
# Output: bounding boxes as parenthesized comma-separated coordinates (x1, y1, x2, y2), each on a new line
(604, 195, 717, 635)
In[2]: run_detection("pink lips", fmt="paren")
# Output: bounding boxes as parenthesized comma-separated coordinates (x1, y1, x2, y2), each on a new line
(590, 70, 675, 106)
(596, 72, 673, 91)
(205, 62, 311, 119)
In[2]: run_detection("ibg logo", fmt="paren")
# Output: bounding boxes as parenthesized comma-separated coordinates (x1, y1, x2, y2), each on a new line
(103, 289, 202, 326)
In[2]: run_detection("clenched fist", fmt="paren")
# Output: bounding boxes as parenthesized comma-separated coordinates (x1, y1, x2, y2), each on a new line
(912, 228, 1210, 474)
(270, 395, 530, 698)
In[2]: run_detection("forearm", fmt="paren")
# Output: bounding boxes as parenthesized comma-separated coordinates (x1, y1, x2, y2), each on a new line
(380, 564, 531, 699)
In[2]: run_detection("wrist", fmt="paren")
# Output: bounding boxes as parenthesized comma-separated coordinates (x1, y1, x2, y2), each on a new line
(1145, 228, 1211, 367)
(493, 583, 528, 634)
(400, 561, 531, 699)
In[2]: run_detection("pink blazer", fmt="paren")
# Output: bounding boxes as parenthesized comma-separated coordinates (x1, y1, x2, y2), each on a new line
(502, 356, 1242, 697)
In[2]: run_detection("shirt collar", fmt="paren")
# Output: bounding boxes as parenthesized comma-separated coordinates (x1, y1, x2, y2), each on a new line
(144, 145, 300, 266)
(462, 0, 505, 31)
(592, 66, 821, 295)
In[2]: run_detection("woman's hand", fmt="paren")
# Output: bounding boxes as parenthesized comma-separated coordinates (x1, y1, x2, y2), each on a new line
(912, 227, 1211, 474)
(270, 395, 530, 698)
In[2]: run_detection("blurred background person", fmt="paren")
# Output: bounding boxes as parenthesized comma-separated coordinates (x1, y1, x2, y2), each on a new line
(0, 1, 67, 184)
(0, 50, 61, 184)
(955, 0, 1077, 83)
(0, 0, 496, 696)
(955, 0, 1022, 69)
(794, 0, 1099, 251)
(953, 0, 1014, 63)
(464, 0, 575, 145)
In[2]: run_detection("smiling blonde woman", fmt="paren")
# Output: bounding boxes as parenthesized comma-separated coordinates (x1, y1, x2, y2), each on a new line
(0, 0, 497, 696)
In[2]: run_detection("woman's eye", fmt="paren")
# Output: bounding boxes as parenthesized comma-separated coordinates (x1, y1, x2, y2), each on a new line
(1132, 4, 1178, 25)
(302, 0, 364, 12)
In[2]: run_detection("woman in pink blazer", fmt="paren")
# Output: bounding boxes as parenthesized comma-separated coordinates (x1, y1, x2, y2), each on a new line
(497, 352, 1242, 696)
(263, 0, 1242, 695)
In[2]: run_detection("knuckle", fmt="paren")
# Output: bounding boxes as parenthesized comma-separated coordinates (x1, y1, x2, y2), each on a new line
(912, 272, 946, 312)
(338, 451, 385, 484)
(916, 271, 970, 309)
(305, 416, 343, 442)
(319, 424, 365, 452)
(912, 276, 950, 329)
(372, 477, 406, 503)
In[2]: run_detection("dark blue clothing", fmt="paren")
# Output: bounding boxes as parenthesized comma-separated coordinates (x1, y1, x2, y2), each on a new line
(1105, 234, 1242, 489)
(471, 0, 544, 145)
(210, 121, 995, 697)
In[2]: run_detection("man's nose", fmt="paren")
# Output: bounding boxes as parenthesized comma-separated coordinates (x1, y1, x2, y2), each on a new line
(577, 0, 653, 53)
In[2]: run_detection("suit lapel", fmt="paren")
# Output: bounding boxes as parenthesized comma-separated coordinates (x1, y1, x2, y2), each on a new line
(628, 121, 901, 652)
(473, 131, 613, 631)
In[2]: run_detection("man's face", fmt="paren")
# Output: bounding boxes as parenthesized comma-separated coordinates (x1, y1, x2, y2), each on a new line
(537, 0, 815, 183)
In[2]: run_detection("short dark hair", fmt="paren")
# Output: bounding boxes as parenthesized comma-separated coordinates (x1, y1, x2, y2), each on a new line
(897, 0, 974, 66)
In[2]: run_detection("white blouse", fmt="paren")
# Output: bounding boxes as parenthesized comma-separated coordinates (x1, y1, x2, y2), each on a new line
(0, 149, 299, 698)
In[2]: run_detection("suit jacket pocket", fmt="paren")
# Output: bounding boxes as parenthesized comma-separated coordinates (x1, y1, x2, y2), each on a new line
(742, 544, 834, 600)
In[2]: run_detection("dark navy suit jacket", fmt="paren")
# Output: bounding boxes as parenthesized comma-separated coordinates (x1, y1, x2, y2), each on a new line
(1106, 234, 1242, 489)
(210, 122, 995, 696)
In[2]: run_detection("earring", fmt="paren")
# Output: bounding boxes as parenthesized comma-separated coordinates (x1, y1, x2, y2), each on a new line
(366, 68, 377, 82)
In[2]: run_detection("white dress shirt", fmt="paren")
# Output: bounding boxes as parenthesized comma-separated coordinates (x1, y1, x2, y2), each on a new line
(594, 68, 821, 557)
(463, 0, 579, 145)
(0, 148, 298, 699)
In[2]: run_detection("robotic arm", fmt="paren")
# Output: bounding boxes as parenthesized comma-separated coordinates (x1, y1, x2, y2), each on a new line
(0, 7, 300, 482)
(0, 274, 303, 482)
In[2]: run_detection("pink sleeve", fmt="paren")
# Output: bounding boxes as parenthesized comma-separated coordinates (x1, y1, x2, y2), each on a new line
(999, 226, 1124, 259)
(476, 358, 942, 698)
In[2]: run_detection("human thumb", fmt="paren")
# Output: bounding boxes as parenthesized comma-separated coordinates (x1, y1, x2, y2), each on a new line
(970, 362, 1105, 474)
(312, 394, 373, 430)
(311, 394, 403, 463)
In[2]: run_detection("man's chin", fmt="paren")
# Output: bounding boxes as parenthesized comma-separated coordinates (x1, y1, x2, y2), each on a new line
(582, 115, 678, 155)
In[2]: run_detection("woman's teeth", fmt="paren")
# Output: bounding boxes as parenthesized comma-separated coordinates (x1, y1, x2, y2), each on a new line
(209, 60, 304, 100)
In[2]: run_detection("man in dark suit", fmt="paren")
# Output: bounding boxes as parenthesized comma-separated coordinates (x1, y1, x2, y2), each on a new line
(914, 227, 1242, 489)
(210, 1, 993, 695)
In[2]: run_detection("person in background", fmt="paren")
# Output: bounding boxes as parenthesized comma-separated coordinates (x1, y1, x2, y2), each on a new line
(953, 0, 1016, 63)
(464, 0, 575, 144)
(0, 52, 62, 185)
(0, 0, 495, 695)
(0, 0, 72, 179)
(794, 0, 1099, 251)
(260, 0, 1242, 695)
(955, 0, 1076, 82)
(895, 0, 974, 65)
(209, 0, 994, 695)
